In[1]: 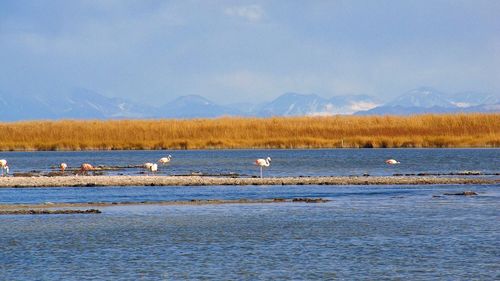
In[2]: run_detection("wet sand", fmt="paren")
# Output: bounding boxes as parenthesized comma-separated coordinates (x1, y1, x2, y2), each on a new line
(0, 175, 497, 188)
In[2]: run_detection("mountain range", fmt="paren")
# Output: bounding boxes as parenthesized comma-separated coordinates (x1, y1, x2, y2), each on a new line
(0, 87, 498, 121)
(355, 87, 499, 115)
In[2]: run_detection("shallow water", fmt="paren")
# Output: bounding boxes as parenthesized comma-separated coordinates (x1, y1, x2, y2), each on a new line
(0, 184, 497, 205)
(1, 149, 499, 280)
(0, 184, 499, 280)
(1, 148, 499, 177)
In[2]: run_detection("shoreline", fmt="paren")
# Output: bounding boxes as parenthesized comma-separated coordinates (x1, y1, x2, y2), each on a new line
(0, 175, 497, 188)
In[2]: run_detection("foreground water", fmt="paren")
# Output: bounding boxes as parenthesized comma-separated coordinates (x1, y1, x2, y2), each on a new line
(1, 184, 499, 280)
(1, 148, 499, 177)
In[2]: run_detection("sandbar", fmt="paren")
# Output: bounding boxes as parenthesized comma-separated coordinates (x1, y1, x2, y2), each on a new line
(0, 175, 497, 188)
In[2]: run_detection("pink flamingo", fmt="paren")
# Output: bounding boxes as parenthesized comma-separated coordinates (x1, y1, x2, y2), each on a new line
(255, 157, 271, 178)
(143, 163, 158, 175)
(158, 155, 172, 165)
(60, 163, 67, 173)
(0, 159, 9, 176)
(80, 163, 94, 175)
(385, 159, 400, 165)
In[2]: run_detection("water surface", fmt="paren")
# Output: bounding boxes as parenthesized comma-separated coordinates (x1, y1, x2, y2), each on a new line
(1, 149, 498, 280)
(0, 184, 499, 280)
(1, 148, 498, 177)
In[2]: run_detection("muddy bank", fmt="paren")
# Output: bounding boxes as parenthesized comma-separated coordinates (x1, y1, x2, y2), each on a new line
(0, 198, 330, 213)
(0, 175, 497, 188)
(443, 191, 478, 196)
(0, 209, 101, 215)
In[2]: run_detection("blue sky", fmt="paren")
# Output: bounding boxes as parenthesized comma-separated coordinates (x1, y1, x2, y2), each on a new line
(0, 0, 498, 105)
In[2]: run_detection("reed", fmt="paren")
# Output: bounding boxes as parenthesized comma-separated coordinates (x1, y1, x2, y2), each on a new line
(0, 114, 498, 151)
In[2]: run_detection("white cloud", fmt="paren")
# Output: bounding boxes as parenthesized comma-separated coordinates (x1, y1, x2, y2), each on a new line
(224, 5, 264, 22)
(349, 101, 380, 112)
(307, 101, 381, 116)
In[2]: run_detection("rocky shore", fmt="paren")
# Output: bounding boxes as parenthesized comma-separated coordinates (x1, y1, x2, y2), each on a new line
(0, 175, 497, 188)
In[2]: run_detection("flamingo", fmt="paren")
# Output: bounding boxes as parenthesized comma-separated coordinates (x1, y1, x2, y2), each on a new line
(0, 159, 9, 176)
(60, 163, 67, 173)
(385, 159, 400, 165)
(143, 162, 157, 175)
(255, 157, 271, 178)
(158, 155, 172, 165)
(80, 163, 94, 175)
(149, 163, 158, 175)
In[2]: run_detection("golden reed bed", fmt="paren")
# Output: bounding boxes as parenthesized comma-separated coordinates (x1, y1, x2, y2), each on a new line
(0, 113, 498, 151)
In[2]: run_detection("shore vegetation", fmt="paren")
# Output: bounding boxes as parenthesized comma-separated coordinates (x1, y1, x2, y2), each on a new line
(0, 113, 498, 151)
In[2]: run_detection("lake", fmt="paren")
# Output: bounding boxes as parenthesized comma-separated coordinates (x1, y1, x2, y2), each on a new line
(0, 149, 499, 280)
(1, 184, 499, 280)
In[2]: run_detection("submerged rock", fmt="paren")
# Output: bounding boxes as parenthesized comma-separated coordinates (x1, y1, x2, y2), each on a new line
(46, 171, 64, 177)
(292, 198, 330, 203)
(13, 172, 40, 177)
(443, 191, 478, 196)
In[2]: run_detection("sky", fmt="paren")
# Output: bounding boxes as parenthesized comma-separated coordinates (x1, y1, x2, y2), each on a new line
(0, 0, 499, 105)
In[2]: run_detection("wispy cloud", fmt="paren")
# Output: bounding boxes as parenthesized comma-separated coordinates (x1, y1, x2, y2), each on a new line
(224, 4, 264, 22)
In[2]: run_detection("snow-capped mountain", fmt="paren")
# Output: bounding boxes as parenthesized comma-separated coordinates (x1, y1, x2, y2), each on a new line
(357, 87, 499, 115)
(448, 92, 499, 108)
(160, 95, 242, 118)
(0, 92, 55, 120)
(385, 87, 455, 108)
(0, 88, 156, 121)
(257, 92, 381, 116)
(258, 93, 328, 116)
(56, 88, 156, 119)
(463, 103, 500, 113)
(0, 87, 498, 121)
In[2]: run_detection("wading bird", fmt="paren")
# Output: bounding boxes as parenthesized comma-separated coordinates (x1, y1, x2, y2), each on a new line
(255, 157, 271, 178)
(60, 163, 67, 173)
(385, 159, 400, 165)
(0, 159, 9, 176)
(143, 162, 158, 175)
(158, 155, 172, 165)
(80, 163, 94, 175)
(149, 163, 158, 175)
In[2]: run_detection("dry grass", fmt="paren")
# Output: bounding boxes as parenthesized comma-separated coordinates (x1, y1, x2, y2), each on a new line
(0, 114, 498, 151)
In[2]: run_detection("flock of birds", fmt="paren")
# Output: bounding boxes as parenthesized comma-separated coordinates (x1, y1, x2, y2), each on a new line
(0, 155, 174, 177)
(0, 155, 401, 178)
(142, 155, 173, 174)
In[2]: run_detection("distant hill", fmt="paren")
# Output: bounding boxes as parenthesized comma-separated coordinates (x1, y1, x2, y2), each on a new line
(0, 88, 156, 121)
(448, 92, 499, 108)
(159, 95, 242, 118)
(0, 87, 498, 121)
(58, 88, 157, 119)
(385, 87, 454, 108)
(356, 87, 499, 115)
(257, 92, 380, 116)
